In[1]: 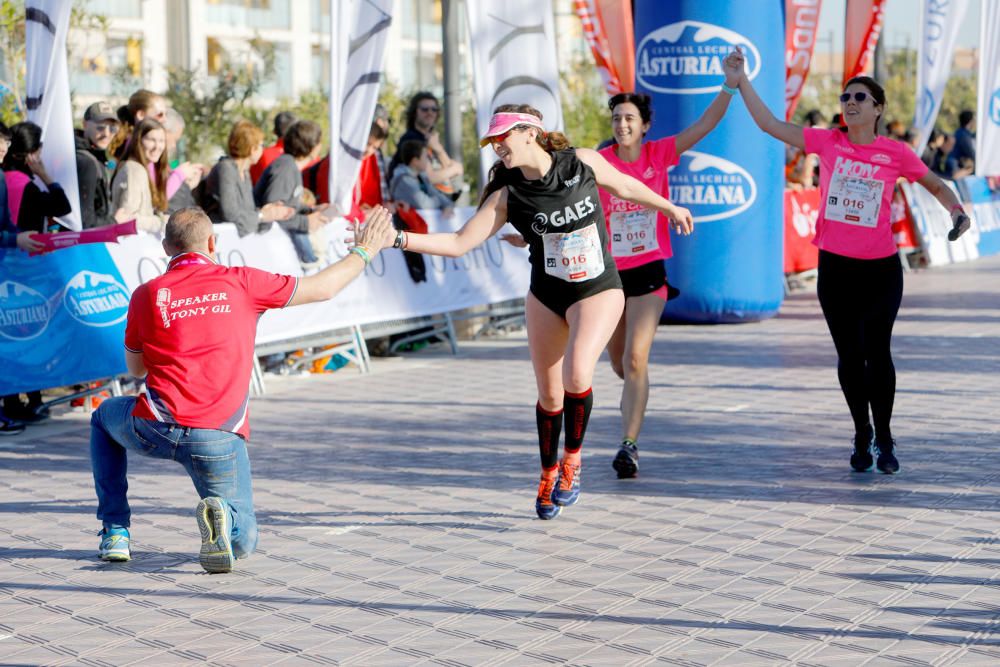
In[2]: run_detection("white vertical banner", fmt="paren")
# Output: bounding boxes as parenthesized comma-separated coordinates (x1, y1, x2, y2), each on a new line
(913, 0, 969, 156)
(328, 0, 393, 215)
(977, 0, 1000, 175)
(466, 1, 564, 187)
(25, 0, 81, 230)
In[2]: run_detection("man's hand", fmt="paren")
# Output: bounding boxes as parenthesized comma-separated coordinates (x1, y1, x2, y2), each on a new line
(354, 206, 396, 253)
(16, 231, 45, 253)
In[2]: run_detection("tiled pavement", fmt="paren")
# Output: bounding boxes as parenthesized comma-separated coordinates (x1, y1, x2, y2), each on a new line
(1, 256, 999, 666)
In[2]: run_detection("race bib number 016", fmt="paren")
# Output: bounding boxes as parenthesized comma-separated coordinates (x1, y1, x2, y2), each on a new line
(543, 223, 605, 283)
(610, 208, 659, 257)
(826, 172, 884, 228)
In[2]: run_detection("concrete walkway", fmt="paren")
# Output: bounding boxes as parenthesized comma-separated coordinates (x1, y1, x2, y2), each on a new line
(1, 256, 999, 666)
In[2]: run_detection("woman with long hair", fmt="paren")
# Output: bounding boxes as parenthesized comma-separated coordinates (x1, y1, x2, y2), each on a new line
(731, 48, 970, 474)
(111, 118, 170, 233)
(597, 77, 739, 479)
(400, 104, 693, 519)
(109, 89, 166, 160)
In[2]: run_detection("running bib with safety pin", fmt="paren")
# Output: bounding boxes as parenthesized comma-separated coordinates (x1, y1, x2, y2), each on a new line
(610, 208, 659, 257)
(826, 172, 884, 228)
(542, 224, 605, 283)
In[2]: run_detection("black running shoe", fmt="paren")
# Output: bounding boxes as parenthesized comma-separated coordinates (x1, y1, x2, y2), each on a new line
(875, 440, 900, 475)
(850, 432, 874, 472)
(613, 441, 639, 479)
(0, 414, 25, 436)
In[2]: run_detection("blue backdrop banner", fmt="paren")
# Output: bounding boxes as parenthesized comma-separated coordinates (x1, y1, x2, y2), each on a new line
(634, 0, 786, 322)
(0, 244, 129, 395)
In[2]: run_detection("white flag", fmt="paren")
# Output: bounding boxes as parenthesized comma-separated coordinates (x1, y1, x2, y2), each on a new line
(913, 0, 969, 156)
(977, 0, 1000, 175)
(328, 0, 393, 214)
(25, 0, 81, 230)
(466, 1, 564, 187)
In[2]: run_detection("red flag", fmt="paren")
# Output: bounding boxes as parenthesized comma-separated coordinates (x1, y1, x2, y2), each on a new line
(574, 0, 634, 95)
(785, 0, 823, 120)
(843, 0, 886, 86)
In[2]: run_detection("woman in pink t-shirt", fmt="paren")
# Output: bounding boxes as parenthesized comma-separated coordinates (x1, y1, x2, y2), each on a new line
(597, 75, 740, 480)
(732, 49, 970, 475)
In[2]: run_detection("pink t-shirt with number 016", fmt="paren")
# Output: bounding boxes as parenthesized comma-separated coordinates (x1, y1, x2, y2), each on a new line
(598, 136, 680, 270)
(803, 127, 928, 260)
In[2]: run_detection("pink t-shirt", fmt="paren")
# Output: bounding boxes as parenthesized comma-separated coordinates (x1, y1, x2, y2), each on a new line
(598, 136, 680, 270)
(803, 127, 928, 259)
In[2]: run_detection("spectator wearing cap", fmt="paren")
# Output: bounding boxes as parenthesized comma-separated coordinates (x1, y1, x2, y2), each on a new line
(75, 101, 119, 229)
(250, 111, 296, 185)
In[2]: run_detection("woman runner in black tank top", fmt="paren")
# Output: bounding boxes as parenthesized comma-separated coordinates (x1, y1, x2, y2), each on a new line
(400, 104, 693, 520)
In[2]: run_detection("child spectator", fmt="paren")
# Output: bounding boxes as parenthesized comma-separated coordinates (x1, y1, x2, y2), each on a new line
(253, 120, 330, 266)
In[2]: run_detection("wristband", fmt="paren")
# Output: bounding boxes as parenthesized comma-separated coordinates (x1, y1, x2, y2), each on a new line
(720, 83, 739, 96)
(349, 245, 372, 265)
(393, 229, 404, 249)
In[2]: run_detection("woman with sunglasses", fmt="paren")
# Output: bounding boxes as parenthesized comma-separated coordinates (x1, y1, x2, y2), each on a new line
(730, 48, 970, 474)
(401, 104, 692, 519)
(598, 73, 740, 479)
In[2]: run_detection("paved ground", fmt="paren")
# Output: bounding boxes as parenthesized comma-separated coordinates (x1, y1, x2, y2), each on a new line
(2, 256, 999, 667)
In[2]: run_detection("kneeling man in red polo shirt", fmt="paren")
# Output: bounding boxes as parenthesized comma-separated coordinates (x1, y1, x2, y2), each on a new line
(90, 206, 394, 572)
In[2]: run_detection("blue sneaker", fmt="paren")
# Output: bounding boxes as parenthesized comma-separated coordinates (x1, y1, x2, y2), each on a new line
(875, 440, 900, 475)
(98, 527, 131, 562)
(552, 457, 581, 506)
(535, 473, 561, 520)
(196, 497, 234, 573)
(850, 431, 875, 472)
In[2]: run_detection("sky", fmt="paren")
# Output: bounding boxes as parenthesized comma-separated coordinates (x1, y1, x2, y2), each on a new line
(816, 0, 982, 51)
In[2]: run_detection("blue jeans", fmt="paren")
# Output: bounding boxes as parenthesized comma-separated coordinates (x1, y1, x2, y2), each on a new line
(90, 396, 258, 559)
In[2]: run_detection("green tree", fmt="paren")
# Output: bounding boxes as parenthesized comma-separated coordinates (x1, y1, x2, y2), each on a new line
(162, 39, 275, 162)
(560, 58, 610, 150)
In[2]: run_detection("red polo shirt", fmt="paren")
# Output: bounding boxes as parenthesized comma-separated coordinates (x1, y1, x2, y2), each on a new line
(124, 252, 298, 439)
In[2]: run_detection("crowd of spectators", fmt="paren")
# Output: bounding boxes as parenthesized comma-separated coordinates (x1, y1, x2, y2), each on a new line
(0, 88, 471, 433)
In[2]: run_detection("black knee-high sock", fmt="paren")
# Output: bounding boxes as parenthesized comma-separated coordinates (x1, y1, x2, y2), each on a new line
(563, 388, 593, 454)
(536, 403, 562, 470)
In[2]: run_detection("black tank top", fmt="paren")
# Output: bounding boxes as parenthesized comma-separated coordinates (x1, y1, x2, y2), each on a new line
(505, 149, 616, 287)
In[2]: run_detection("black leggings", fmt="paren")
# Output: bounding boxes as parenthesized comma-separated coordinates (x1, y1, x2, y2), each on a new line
(816, 250, 903, 443)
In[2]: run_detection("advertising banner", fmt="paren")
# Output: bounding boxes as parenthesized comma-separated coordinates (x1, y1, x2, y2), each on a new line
(785, 0, 823, 120)
(976, 0, 1000, 175)
(634, 0, 785, 322)
(783, 187, 820, 273)
(0, 244, 129, 395)
(24, 0, 81, 230)
(466, 0, 564, 186)
(913, 0, 969, 155)
(843, 0, 886, 86)
(327, 0, 392, 214)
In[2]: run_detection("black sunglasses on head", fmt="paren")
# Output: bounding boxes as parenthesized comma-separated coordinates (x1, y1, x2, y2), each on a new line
(839, 91, 871, 103)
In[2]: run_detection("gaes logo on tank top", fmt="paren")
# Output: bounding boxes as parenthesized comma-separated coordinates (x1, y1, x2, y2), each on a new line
(636, 21, 760, 95)
(531, 196, 597, 235)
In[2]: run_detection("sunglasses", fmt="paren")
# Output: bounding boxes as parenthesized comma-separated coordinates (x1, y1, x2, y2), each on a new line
(418, 105, 439, 113)
(839, 91, 872, 103)
(489, 125, 532, 146)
